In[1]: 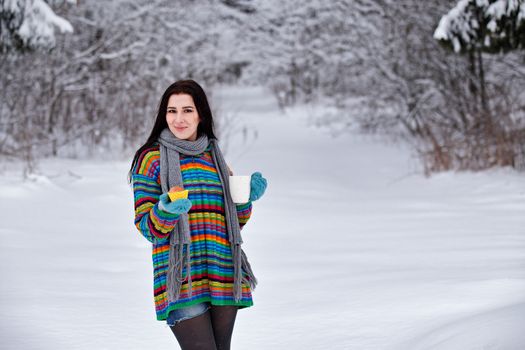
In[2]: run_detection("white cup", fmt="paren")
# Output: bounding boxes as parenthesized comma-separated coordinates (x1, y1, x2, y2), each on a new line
(229, 175, 251, 204)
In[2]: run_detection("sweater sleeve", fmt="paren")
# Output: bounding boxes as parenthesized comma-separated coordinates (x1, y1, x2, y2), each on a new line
(236, 201, 253, 230)
(131, 148, 180, 244)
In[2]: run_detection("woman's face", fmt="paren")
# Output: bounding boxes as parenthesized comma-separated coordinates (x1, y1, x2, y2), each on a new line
(166, 93, 201, 141)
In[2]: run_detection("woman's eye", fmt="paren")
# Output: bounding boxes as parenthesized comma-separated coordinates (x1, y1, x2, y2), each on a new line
(167, 110, 175, 113)
(184, 109, 193, 113)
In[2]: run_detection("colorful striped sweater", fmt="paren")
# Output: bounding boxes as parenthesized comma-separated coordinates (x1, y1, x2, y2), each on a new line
(131, 143, 254, 321)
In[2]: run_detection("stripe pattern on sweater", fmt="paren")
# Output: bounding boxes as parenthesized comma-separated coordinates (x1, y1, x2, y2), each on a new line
(132, 143, 254, 321)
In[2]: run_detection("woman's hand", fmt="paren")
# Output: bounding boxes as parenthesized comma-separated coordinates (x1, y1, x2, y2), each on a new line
(158, 193, 192, 214)
(249, 172, 267, 202)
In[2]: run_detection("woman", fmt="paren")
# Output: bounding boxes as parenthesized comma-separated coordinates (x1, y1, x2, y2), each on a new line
(128, 79, 267, 349)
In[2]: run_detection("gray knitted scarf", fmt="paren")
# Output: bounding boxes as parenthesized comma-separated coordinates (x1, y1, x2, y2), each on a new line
(157, 128, 257, 304)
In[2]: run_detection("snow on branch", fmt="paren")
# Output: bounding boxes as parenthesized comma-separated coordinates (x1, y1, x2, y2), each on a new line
(1, 0, 75, 52)
(434, 0, 525, 53)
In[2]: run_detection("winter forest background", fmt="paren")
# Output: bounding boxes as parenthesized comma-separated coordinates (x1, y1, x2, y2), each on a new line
(1, 0, 525, 174)
(1, 1, 525, 350)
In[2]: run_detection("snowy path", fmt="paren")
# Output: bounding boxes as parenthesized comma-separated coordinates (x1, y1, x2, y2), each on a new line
(1, 86, 525, 349)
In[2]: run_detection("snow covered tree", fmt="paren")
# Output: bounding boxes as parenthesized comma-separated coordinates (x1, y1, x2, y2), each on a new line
(433, 0, 525, 125)
(2, 0, 523, 174)
(428, 0, 525, 172)
(0, 0, 75, 53)
(0, 0, 258, 168)
(242, 0, 373, 107)
(434, 0, 525, 53)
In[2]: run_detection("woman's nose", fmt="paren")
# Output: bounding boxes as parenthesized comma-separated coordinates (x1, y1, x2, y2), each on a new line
(174, 112, 184, 122)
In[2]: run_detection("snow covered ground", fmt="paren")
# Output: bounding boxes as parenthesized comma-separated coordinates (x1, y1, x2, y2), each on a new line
(1, 86, 524, 350)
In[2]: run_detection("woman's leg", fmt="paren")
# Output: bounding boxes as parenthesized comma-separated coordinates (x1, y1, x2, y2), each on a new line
(169, 310, 217, 350)
(208, 305, 238, 350)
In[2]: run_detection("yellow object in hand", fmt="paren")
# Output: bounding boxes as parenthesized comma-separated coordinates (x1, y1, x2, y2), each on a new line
(168, 186, 189, 201)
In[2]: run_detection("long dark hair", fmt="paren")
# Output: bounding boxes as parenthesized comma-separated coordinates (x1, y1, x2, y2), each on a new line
(128, 79, 217, 183)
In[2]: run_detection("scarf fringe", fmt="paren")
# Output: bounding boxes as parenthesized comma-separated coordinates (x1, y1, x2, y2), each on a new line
(233, 244, 258, 302)
(241, 248, 258, 290)
(166, 242, 193, 302)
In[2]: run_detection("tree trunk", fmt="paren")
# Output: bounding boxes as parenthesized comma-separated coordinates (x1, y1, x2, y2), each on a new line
(476, 48, 489, 119)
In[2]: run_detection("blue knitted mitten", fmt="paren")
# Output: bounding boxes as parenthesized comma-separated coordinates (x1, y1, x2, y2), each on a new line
(249, 171, 267, 202)
(158, 193, 192, 214)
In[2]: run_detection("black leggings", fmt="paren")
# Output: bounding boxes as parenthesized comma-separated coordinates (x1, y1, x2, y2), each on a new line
(169, 305, 238, 350)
